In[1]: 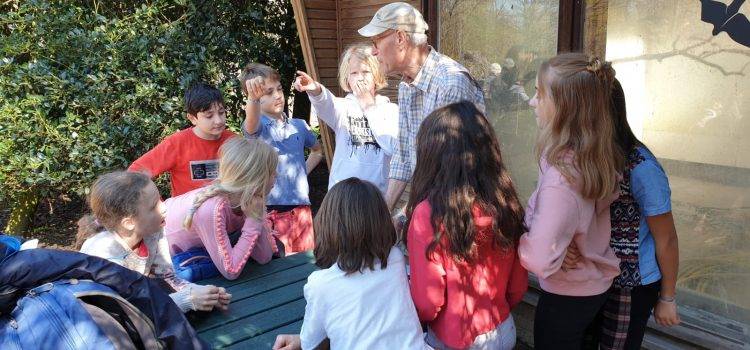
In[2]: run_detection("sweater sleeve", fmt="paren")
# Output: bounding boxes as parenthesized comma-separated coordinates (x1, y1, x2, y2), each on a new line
(169, 285, 194, 313)
(407, 202, 447, 322)
(506, 251, 528, 308)
(191, 199, 268, 280)
(518, 185, 580, 278)
(308, 84, 346, 130)
(250, 224, 275, 265)
(128, 136, 175, 178)
(150, 232, 190, 292)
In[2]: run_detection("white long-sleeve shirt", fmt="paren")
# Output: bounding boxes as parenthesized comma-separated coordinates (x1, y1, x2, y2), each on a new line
(300, 247, 428, 350)
(309, 86, 398, 193)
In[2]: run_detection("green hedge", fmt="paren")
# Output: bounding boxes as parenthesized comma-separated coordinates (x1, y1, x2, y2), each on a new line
(0, 0, 304, 204)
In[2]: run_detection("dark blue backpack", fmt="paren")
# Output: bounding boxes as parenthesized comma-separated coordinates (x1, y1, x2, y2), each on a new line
(0, 279, 161, 350)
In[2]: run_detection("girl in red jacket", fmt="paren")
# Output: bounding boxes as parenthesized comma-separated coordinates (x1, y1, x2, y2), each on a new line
(405, 101, 528, 350)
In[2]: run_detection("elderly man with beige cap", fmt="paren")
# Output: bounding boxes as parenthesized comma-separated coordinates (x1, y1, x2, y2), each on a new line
(358, 2, 485, 210)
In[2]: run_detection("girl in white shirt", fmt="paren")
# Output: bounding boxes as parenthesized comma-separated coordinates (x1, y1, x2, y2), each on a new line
(76, 171, 231, 313)
(294, 43, 398, 194)
(273, 178, 428, 350)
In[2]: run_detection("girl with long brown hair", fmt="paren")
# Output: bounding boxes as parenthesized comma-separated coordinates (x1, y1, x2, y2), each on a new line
(518, 52, 621, 349)
(405, 101, 528, 349)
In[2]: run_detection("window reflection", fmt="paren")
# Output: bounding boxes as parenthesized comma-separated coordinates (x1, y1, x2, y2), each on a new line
(439, 0, 560, 198)
(607, 0, 750, 320)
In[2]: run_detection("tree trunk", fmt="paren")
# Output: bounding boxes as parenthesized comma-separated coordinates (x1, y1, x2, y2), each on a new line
(4, 190, 38, 236)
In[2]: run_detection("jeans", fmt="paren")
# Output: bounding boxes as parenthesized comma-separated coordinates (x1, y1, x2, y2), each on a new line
(171, 247, 220, 282)
(425, 314, 516, 350)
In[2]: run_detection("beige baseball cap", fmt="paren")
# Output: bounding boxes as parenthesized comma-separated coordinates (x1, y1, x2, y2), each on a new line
(358, 2, 429, 37)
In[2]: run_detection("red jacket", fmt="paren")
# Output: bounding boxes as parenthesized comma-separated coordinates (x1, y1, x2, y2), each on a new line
(408, 200, 528, 349)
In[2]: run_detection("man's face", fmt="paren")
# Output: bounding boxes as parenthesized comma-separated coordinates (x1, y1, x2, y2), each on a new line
(370, 30, 399, 75)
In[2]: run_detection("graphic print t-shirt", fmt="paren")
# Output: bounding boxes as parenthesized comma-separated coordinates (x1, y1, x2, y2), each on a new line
(309, 88, 398, 193)
(129, 127, 236, 196)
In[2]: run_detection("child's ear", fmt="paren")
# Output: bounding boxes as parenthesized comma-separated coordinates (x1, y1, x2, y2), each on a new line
(120, 216, 136, 232)
(187, 113, 198, 125)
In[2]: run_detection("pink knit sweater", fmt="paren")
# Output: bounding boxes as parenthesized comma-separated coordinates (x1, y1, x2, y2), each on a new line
(164, 188, 276, 280)
(519, 157, 620, 296)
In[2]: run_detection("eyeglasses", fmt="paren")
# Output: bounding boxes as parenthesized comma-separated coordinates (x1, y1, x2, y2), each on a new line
(371, 30, 396, 50)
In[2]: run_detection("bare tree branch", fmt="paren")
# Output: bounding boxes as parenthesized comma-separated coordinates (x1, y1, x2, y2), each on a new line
(610, 37, 750, 76)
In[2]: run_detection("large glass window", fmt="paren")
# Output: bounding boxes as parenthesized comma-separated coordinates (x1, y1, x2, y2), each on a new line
(439, 0, 560, 198)
(606, 0, 749, 321)
(441, 0, 750, 324)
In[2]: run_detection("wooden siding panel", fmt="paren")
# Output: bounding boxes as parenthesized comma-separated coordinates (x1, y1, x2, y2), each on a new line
(306, 9, 336, 20)
(338, 0, 420, 8)
(304, 0, 335, 10)
(308, 19, 337, 29)
(312, 39, 337, 49)
(310, 28, 336, 38)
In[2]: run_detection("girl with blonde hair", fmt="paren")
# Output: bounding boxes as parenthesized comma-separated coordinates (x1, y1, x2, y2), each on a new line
(77, 171, 231, 313)
(164, 136, 280, 281)
(518, 52, 622, 349)
(293, 43, 398, 194)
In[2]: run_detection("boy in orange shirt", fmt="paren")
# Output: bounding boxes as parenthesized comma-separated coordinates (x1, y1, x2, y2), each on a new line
(129, 83, 235, 196)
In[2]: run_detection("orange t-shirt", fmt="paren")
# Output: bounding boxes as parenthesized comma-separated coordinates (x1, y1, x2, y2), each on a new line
(129, 127, 235, 196)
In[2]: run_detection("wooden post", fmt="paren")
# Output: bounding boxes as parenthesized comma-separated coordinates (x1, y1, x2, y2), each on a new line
(558, 0, 585, 53)
(583, 0, 608, 58)
(423, 0, 439, 48)
(291, 0, 335, 169)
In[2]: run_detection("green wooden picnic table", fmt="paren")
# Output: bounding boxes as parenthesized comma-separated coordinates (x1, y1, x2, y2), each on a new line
(188, 252, 318, 349)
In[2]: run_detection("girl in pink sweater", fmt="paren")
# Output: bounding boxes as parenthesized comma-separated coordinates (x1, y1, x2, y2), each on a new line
(519, 53, 621, 349)
(164, 137, 279, 281)
(406, 101, 528, 350)
(77, 171, 230, 313)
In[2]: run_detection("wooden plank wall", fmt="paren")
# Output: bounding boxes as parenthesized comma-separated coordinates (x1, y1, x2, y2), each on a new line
(304, 1, 339, 92)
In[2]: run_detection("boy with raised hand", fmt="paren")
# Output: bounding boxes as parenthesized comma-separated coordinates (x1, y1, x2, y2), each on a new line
(129, 82, 235, 197)
(240, 63, 323, 254)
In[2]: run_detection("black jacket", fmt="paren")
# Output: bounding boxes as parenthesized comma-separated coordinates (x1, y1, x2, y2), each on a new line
(0, 246, 208, 349)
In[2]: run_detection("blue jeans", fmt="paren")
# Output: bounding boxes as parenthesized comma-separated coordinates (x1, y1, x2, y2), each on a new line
(426, 314, 516, 350)
(171, 247, 220, 282)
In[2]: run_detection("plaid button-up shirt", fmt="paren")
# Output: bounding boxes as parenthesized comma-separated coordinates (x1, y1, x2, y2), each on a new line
(389, 48, 486, 182)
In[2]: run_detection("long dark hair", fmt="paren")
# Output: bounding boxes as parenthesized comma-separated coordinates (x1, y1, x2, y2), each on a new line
(610, 78, 645, 157)
(405, 101, 526, 261)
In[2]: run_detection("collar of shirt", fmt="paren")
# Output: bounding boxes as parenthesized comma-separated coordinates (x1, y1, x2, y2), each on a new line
(261, 111, 289, 126)
(405, 46, 441, 92)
